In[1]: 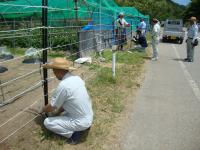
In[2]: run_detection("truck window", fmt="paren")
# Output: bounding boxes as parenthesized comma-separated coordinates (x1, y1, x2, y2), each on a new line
(167, 21, 180, 25)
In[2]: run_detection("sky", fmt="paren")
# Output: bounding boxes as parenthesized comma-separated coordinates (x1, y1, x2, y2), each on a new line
(172, 0, 191, 5)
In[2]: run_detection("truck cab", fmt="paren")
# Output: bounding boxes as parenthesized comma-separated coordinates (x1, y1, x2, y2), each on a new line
(162, 19, 185, 44)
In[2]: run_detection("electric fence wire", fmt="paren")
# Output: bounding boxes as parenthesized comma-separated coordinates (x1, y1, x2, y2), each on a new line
(0, 68, 42, 87)
(0, 0, 136, 144)
(0, 33, 134, 144)
(0, 63, 104, 144)
(0, 29, 132, 65)
(0, 86, 56, 129)
(0, 80, 43, 107)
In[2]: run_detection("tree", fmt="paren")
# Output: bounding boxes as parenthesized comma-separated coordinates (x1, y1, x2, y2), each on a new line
(115, 0, 186, 21)
(184, 0, 200, 20)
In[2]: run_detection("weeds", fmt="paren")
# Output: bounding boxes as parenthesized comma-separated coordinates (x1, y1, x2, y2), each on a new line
(26, 47, 148, 149)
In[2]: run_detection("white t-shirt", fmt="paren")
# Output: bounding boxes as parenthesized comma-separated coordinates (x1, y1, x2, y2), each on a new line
(51, 73, 93, 125)
(115, 18, 129, 28)
(152, 23, 161, 41)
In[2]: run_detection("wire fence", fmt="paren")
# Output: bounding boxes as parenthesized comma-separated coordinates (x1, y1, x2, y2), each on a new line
(0, 0, 137, 145)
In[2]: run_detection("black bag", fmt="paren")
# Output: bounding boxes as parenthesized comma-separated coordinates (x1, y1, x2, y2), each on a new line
(193, 39, 198, 47)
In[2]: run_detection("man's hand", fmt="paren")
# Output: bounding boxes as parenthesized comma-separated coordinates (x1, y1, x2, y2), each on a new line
(36, 104, 56, 117)
(126, 24, 130, 27)
(43, 104, 56, 113)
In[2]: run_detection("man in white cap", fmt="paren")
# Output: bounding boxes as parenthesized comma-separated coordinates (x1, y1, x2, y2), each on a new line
(151, 18, 161, 61)
(115, 12, 130, 50)
(41, 57, 93, 144)
(184, 16, 199, 62)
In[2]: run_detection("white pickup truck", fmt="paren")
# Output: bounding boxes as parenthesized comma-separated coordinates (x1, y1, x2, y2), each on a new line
(162, 19, 185, 44)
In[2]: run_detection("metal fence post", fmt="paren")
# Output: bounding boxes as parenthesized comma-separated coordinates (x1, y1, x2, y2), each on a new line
(0, 80, 5, 103)
(42, 0, 48, 105)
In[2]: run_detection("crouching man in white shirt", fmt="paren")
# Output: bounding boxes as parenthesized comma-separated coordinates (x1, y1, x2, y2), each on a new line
(41, 57, 93, 144)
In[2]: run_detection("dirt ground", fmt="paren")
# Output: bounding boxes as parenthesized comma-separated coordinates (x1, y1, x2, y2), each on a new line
(0, 56, 97, 150)
(0, 49, 147, 150)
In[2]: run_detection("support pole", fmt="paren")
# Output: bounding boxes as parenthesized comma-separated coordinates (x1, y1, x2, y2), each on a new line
(100, 0, 102, 51)
(74, 0, 78, 21)
(12, 19, 15, 48)
(0, 80, 5, 103)
(130, 20, 133, 49)
(112, 51, 116, 78)
(42, 0, 48, 105)
(131, 20, 133, 38)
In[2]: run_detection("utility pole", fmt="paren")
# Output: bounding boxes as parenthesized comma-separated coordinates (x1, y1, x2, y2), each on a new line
(42, 0, 48, 105)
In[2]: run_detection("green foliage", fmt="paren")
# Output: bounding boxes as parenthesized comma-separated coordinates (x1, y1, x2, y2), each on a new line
(115, 0, 186, 21)
(0, 28, 79, 54)
(184, 0, 200, 21)
(103, 50, 146, 65)
(9, 47, 25, 55)
(93, 67, 117, 85)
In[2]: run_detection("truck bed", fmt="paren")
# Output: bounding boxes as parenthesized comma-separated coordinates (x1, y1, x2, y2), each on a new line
(163, 30, 185, 37)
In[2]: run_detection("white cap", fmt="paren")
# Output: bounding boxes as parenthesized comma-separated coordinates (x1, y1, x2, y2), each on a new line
(119, 12, 124, 16)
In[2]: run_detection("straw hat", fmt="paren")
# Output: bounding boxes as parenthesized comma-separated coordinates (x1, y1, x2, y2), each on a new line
(189, 16, 197, 21)
(42, 57, 76, 71)
(152, 18, 159, 23)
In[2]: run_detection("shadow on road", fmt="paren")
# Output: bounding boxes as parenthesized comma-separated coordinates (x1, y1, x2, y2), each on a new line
(172, 58, 185, 62)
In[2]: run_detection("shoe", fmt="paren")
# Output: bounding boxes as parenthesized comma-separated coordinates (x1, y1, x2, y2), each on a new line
(151, 57, 158, 61)
(68, 131, 82, 145)
(68, 127, 91, 145)
(184, 58, 193, 62)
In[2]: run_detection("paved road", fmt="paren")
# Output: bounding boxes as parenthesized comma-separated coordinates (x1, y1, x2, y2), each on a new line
(122, 39, 200, 150)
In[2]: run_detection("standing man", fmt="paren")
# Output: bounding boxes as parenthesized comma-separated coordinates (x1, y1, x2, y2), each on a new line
(138, 18, 147, 37)
(184, 16, 199, 62)
(41, 57, 93, 144)
(151, 18, 161, 61)
(137, 18, 148, 50)
(115, 12, 130, 51)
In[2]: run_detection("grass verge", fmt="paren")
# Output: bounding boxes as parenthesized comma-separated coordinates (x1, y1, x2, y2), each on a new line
(83, 50, 147, 149)
(7, 47, 149, 150)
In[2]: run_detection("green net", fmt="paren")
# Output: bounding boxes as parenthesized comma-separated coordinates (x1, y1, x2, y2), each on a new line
(0, 0, 149, 29)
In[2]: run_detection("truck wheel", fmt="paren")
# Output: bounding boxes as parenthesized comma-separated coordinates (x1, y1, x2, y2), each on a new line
(179, 38, 183, 44)
(162, 38, 166, 43)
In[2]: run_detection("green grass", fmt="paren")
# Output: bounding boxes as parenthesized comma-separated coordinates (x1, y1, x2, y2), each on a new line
(102, 49, 146, 65)
(8, 48, 25, 56)
(30, 48, 148, 150)
(146, 32, 152, 42)
(92, 67, 117, 85)
(82, 49, 148, 148)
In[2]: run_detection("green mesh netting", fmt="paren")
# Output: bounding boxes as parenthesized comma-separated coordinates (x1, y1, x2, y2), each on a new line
(0, 0, 149, 29)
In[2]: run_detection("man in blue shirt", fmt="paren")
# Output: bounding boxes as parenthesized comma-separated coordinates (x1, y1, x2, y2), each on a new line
(138, 19, 147, 37)
(135, 18, 148, 50)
